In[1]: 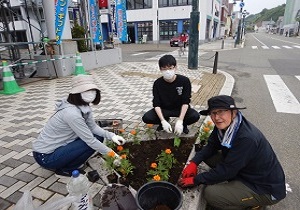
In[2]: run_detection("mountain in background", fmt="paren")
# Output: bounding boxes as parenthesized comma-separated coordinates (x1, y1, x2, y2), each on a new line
(245, 4, 286, 23)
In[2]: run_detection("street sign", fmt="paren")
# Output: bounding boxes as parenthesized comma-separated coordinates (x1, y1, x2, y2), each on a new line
(240, 2, 245, 8)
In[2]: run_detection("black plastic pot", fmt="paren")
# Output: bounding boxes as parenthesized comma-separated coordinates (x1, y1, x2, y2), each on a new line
(136, 181, 183, 210)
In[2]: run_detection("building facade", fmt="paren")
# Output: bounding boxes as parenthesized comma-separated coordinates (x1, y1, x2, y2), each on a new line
(283, 0, 300, 36)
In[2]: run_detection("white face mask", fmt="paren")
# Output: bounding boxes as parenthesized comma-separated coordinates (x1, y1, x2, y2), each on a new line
(162, 70, 175, 80)
(81, 90, 96, 103)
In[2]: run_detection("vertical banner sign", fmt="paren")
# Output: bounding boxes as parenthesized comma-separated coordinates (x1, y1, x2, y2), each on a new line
(109, 0, 117, 37)
(89, 0, 103, 44)
(116, 0, 128, 41)
(55, 0, 68, 45)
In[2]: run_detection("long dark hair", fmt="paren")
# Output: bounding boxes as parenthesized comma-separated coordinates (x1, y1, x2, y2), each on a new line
(67, 89, 101, 106)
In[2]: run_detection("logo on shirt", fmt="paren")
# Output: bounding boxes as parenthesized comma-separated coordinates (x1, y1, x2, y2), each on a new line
(176, 86, 183, 95)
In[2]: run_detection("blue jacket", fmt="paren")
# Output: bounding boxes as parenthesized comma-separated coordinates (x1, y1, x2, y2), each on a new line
(192, 116, 286, 200)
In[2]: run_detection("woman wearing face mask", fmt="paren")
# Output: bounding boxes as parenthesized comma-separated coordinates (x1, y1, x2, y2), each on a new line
(142, 54, 199, 135)
(32, 75, 126, 177)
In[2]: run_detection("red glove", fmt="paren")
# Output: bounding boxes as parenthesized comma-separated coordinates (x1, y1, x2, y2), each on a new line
(178, 177, 195, 188)
(181, 161, 197, 178)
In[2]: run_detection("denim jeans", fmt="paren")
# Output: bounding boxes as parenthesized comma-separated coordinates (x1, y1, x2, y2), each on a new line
(33, 135, 104, 173)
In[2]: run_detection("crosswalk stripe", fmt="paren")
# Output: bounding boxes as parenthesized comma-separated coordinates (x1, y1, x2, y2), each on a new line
(252, 46, 258, 49)
(272, 46, 281, 49)
(282, 46, 293, 49)
(264, 75, 300, 114)
(294, 46, 300, 49)
(296, 76, 300, 81)
(131, 52, 149, 56)
(261, 46, 269, 49)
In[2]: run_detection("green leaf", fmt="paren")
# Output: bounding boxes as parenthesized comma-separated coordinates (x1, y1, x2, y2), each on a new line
(174, 136, 181, 147)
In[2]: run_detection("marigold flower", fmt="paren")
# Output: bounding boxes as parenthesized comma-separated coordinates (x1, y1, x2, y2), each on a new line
(107, 151, 116, 157)
(121, 154, 127, 159)
(119, 129, 125, 133)
(130, 130, 137, 135)
(117, 145, 124, 151)
(153, 175, 161, 181)
(150, 162, 157, 169)
(165, 149, 171, 154)
(207, 121, 213, 126)
(203, 127, 210, 133)
(146, 124, 154, 128)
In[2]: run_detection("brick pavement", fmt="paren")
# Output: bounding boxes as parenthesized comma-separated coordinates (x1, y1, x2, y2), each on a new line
(0, 39, 236, 210)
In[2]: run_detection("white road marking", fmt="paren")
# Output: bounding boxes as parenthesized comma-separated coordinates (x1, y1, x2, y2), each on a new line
(261, 46, 269, 49)
(293, 46, 300, 49)
(131, 52, 149, 56)
(264, 75, 300, 114)
(282, 46, 293, 49)
(295, 76, 300, 81)
(271, 46, 281, 49)
(252, 46, 258, 49)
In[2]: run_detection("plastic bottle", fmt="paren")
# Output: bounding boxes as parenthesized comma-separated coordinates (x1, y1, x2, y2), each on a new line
(66, 170, 93, 210)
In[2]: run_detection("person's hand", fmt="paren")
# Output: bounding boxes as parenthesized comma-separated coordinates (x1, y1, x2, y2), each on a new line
(112, 135, 126, 145)
(113, 153, 121, 166)
(178, 177, 195, 188)
(174, 119, 183, 135)
(161, 120, 172, 133)
(181, 161, 197, 178)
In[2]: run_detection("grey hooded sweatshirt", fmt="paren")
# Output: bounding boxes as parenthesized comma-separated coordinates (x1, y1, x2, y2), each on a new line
(32, 99, 115, 155)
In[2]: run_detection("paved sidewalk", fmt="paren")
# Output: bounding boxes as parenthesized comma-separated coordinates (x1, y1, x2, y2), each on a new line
(0, 39, 237, 209)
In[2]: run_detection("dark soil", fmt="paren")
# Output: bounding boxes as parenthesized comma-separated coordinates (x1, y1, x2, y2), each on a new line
(125, 137, 196, 190)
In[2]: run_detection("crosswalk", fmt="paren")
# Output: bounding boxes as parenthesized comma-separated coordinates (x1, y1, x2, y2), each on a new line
(144, 48, 207, 61)
(264, 75, 300, 114)
(250, 45, 300, 50)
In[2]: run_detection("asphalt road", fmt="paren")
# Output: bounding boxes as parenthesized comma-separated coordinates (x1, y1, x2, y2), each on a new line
(201, 33, 300, 210)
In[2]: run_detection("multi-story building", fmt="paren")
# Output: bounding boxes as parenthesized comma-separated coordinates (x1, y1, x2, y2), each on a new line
(98, 0, 222, 44)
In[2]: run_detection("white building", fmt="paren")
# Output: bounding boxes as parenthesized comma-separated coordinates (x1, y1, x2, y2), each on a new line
(98, 0, 222, 44)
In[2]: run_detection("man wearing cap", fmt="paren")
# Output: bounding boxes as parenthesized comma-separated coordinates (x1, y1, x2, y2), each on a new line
(32, 75, 126, 177)
(178, 95, 286, 209)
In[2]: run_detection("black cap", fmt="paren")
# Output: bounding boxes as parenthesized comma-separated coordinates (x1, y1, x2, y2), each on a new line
(200, 95, 246, 115)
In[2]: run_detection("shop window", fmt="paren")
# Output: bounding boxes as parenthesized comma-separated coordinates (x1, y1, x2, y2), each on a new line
(137, 21, 153, 41)
(127, 0, 152, 10)
(159, 20, 177, 40)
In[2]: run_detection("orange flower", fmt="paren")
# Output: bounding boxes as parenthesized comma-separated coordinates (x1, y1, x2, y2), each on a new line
(107, 151, 116, 157)
(150, 162, 157, 169)
(207, 121, 213, 126)
(130, 130, 137, 135)
(165, 149, 171, 154)
(117, 145, 124, 151)
(119, 129, 125, 133)
(153, 175, 161, 181)
(146, 124, 154, 128)
(121, 154, 127, 159)
(203, 127, 210, 133)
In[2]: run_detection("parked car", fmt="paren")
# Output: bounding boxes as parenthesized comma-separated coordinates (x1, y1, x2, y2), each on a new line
(170, 35, 189, 47)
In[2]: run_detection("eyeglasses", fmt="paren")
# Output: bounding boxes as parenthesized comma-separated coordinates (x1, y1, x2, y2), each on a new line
(160, 66, 175, 71)
(209, 109, 229, 117)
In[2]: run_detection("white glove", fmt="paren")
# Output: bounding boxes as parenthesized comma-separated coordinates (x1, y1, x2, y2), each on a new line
(161, 120, 173, 133)
(111, 135, 126, 145)
(174, 119, 183, 135)
(113, 153, 121, 166)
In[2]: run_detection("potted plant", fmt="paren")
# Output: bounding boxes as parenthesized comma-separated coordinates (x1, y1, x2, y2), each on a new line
(103, 151, 119, 183)
(195, 121, 214, 152)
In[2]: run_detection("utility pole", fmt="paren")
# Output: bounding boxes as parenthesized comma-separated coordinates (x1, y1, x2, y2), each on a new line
(235, 0, 244, 45)
(188, 0, 200, 69)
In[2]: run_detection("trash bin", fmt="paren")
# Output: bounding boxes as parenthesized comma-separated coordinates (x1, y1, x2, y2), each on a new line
(136, 181, 183, 210)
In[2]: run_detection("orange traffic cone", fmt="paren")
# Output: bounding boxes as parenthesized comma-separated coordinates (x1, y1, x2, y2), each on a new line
(0, 61, 25, 95)
(74, 52, 88, 75)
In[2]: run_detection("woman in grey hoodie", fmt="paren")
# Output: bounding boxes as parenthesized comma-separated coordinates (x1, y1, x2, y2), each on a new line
(32, 75, 126, 177)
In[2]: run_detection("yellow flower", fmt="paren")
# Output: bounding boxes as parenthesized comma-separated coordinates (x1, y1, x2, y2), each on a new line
(146, 124, 154, 128)
(117, 145, 124, 151)
(130, 130, 137, 135)
(150, 163, 157, 169)
(119, 129, 125, 133)
(165, 149, 171, 154)
(107, 151, 116, 157)
(207, 121, 213, 126)
(203, 127, 210, 133)
(153, 175, 161, 181)
(121, 154, 127, 159)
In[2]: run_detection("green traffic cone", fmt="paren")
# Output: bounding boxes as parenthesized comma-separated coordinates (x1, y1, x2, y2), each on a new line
(0, 61, 25, 95)
(74, 52, 88, 75)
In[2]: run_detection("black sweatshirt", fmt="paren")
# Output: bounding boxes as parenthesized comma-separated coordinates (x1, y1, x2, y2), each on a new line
(192, 116, 286, 200)
(152, 74, 191, 109)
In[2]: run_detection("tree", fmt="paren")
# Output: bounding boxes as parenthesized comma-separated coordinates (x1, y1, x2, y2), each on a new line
(71, 22, 88, 52)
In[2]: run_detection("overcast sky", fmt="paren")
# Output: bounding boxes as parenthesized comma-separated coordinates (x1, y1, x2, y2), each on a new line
(232, 0, 286, 15)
